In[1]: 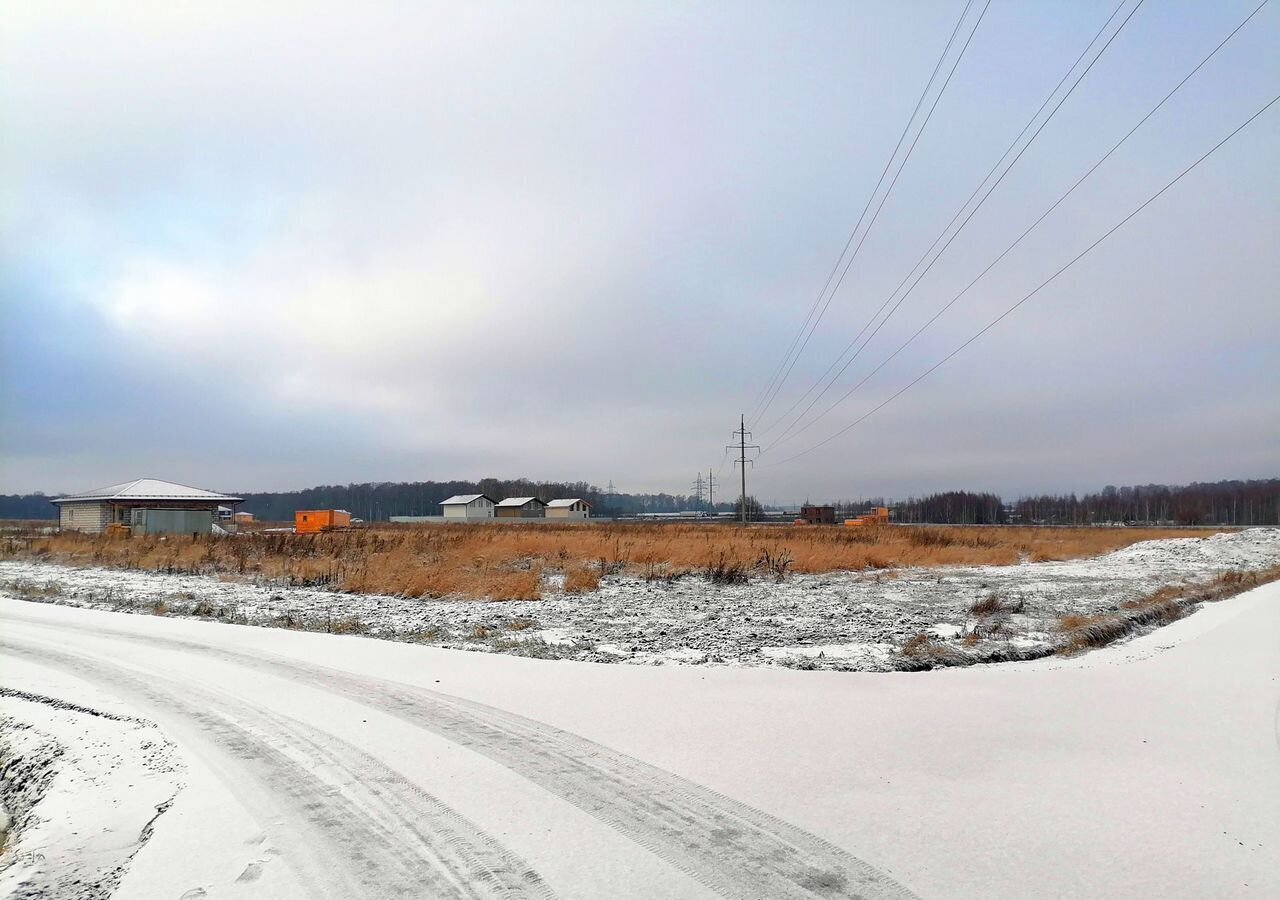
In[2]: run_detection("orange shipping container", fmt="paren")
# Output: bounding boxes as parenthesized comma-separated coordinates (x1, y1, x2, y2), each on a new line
(295, 509, 352, 534)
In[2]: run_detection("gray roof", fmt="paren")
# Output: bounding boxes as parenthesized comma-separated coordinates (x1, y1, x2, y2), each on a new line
(546, 498, 590, 508)
(53, 478, 242, 505)
(441, 494, 494, 505)
(496, 496, 546, 507)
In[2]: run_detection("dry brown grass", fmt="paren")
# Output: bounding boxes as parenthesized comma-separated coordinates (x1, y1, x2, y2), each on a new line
(901, 633, 934, 655)
(970, 593, 1003, 616)
(1056, 613, 1100, 632)
(564, 565, 602, 594)
(0, 523, 1229, 601)
(1055, 565, 1280, 655)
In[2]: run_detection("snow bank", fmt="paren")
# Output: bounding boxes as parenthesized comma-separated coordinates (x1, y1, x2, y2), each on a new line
(0, 686, 182, 898)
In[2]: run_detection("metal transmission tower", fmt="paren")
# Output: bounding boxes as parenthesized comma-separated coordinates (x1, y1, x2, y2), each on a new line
(690, 472, 706, 510)
(706, 470, 718, 512)
(727, 415, 760, 524)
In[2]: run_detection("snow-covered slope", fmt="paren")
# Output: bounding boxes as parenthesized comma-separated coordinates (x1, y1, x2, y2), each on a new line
(0, 681, 181, 898)
(1, 578, 1277, 899)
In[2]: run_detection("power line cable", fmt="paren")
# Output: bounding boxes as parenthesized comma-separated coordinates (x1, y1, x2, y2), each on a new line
(762, 0, 1133, 439)
(764, 90, 1280, 468)
(762, 0, 1144, 445)
(746, 0, 976, 426)
(753, 0, 991, 427)
(715, 445, 732, 478)
(747, 0, 988, 426)
(764, 0, 1266, 455)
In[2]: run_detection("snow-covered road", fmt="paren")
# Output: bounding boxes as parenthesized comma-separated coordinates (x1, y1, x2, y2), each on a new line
(1, 582, 1277, 898)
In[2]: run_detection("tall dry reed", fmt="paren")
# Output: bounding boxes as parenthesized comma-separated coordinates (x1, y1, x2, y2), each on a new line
(0, 522, 1226, 600)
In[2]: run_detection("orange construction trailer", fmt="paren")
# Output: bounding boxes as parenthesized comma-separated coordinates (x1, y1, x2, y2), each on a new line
(845, 506, 891, 528)
(295, 509, 353, 534)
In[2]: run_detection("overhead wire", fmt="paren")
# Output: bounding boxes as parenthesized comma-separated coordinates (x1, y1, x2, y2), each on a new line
(761, 0, 1145, 446)
(762, 90, 1280, 468)
(745, 0, 977, 426)
(751, 0, 992, 428)
(745, 0, 986, 427)
(762, 0, 1264, 455)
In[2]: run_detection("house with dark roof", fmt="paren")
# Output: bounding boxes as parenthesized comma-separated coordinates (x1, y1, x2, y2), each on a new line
(495, 497, 547, 518)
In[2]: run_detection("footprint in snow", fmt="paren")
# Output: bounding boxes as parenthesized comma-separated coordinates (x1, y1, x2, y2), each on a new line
(236, 861, 264, 883)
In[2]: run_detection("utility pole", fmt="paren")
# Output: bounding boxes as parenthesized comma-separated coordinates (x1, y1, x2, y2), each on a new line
(727, 414, 760, 524)
(706, 470, 717, 512)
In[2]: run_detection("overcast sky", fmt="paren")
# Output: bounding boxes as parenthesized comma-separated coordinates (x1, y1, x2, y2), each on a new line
(2, 1, 1277, 502)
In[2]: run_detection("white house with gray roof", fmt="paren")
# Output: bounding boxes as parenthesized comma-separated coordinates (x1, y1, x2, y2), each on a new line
(51, 478, 242, 535)
(440, 494, 496, 520)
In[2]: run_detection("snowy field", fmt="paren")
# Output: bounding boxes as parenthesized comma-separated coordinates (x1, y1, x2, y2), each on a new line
(1, 580, 1277, 899)
(2, 528, 1277, 669)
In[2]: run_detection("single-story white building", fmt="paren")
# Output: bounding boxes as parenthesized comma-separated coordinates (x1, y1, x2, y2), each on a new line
(546, 498, 591, 520)
(52, 478, 242, 535)
(440, 494, 496, 520)
(495, 497, 547, 518)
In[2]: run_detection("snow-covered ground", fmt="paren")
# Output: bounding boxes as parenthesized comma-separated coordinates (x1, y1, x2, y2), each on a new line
(0, 680, 182, 898)
(2, 529, 1277, 669)
(1, 579, 1277, 899)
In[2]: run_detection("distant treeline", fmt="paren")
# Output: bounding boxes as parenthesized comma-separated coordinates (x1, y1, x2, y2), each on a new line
(4, 477, 1276, 526)
(831, 479, 1279, 526)
(1007, 479, 1280, 526)
(0, 493, 62, 520)
(0, 478, 722, 522)
(822, 493, 1006, 524)
(231, 478, 717, 521)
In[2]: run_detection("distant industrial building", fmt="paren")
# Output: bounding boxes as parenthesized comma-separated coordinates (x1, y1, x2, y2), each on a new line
(546, 498, 590, 520)
(441, 494, 496, 520)
(495, 497, 547, 518)
(798, 505, 836, 525)
(52, 478, 241, 535)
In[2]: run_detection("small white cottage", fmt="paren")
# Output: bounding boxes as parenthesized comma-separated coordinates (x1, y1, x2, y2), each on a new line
(545, 498, 591, 520)
(440, 494, 496, 520)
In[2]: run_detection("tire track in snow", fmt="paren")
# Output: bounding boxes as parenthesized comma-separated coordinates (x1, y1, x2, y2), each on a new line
(244, 704, 555, 900)
(1, 637, 557, 900)
(1, 612, 919, 900)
